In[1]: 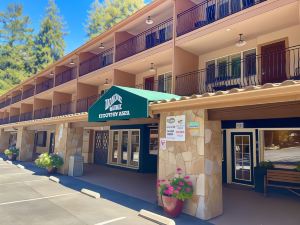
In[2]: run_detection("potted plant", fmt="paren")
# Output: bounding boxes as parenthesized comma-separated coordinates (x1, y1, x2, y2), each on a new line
(157, 168, 193, 218)
(254, 161, 274, 193)
(4, 147, 19, 161)
(35, 153, 64, 174)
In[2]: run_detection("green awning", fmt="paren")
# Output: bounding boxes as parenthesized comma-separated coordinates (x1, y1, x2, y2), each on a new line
(88, 86, 179, 122)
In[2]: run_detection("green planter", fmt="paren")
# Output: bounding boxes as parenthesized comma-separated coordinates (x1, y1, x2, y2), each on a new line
(254, 166, 267, 193)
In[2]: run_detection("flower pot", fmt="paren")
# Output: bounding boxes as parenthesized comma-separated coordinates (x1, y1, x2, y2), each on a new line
(47, 167, 57, 174)
(161, 195, 184, 218)
(7, 154, 17, 161)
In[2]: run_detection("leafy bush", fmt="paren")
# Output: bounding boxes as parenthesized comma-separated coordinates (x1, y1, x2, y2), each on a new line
(157, 168, 193, 201)
(35, 153, 63, 169)
(4, 147, 19, 156)
(296, 163, 300, 172)
(259, 161, 274, 169)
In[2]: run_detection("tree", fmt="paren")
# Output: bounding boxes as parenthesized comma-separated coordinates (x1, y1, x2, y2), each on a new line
(0, 3, 34, 94)
(86, 0, 145, 39)
(34, 0, 66, 72)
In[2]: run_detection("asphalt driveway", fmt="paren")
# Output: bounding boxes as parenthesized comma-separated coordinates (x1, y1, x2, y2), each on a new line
(0, 158, 160, 225)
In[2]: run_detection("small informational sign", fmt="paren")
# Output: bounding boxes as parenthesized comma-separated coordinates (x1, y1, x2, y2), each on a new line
(189, 121, 200, 128)
(166, 115, 186, 141)
(160, 138, 167, 150)
(236, 122, 244, 129)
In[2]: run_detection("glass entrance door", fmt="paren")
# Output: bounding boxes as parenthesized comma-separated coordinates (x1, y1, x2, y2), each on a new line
(231, 132, 254, 185)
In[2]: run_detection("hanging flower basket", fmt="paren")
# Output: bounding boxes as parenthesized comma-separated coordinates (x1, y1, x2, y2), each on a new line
(158, 168, 193, 218)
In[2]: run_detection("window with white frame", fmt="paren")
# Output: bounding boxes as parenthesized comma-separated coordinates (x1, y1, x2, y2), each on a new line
(263, 130, 300, 164)
(206, 49, 256, 83)
(158, 72, 172, 93)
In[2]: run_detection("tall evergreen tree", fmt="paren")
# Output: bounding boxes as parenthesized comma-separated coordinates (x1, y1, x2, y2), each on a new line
(86, 0, 144, 39)
(0, 3, 34, 94)
(34, 0, 66, 72)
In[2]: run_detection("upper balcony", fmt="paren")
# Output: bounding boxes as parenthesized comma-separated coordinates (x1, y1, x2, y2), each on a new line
(36, 78, 54, 95)
(177, 0, 265, 37)
(76, 95, 98, 113)
(11, 93, 22, 104)
(55, 67, 77, 86)
(22, 86, 35, 100)
(79, 48, 114, 77)
(175, 45, 300, 96)
(52, 101, 75, 117)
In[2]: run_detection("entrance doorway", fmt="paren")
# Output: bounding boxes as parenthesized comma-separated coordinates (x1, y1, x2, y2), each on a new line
(231, 132, 254, 185)
(144, 76, 155, 91)
(94, 130, 109, 165)
(261, 41, 286, 84)
(49, 132, 55, 154)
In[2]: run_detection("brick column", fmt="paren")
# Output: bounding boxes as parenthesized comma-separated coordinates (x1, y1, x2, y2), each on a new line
(0, 129, 10, 152)
(54, 123, 83, 174)
(158, 109, 223, 220)
(16, 127, 35, 161)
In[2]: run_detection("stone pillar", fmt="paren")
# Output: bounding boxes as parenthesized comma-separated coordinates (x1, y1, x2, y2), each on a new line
(0, 129, 10, 152)
(54, 123, 83, 174)
(158, 109, 222, 220)
(16, 127, 35, 161)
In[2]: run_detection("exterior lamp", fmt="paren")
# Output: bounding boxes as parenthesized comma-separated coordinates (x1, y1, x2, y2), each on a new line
(104, 79, 109, 86)
(99, 43, 105, 49)
(70, 59, 75, 65)
(49, 71, 54, 76)
(149, 63, 156, 72)
(146, 16, 154, 25)
(236, 34, 247, 47)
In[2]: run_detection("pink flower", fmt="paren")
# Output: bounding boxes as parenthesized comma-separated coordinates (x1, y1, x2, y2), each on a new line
(174, 190, 179, 194)
(187, 181, 193, 186)
(164, 190, 170, 195)
(178, 181, 184, 186)
(161, 179, 166, 183)
(184, 176, 190, 180)
(185, 187, 191, 193)
(177, 187, 182, 190)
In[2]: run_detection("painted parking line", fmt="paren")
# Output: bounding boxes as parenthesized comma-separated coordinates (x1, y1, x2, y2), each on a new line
(94, 217, 126, 225)
(0, 178, 48, 186)
(0, 193, 77, 206)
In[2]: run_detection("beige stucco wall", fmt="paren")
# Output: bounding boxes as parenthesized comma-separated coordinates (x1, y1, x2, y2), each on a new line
(158, 109, 222, 220)
(0, 129, 10, 152)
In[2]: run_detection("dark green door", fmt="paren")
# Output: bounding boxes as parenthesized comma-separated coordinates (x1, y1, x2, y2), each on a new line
(231, 132, 254, 185)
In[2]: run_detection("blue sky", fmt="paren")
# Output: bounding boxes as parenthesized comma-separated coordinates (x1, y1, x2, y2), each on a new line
(0, 0, 151, 54)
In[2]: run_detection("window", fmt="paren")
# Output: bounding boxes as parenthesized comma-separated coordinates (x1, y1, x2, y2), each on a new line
(206, 60, 216, 83)
(231, 54, 241, 78)
(217, 57, 228, 80)
(36, 131, 47, 147)
(149, 128, 159, 155)
(130, 130, 140, 167)
(263, 130, 300, 164)
(244, 49, 256, 77)
(158, 72, 172, 93)
(111, 131, 119, 163)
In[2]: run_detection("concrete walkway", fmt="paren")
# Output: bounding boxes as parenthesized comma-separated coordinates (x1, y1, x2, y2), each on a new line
(78, 164, 157, 203)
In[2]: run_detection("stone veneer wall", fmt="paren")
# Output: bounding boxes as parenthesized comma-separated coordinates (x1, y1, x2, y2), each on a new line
(0, 129, 10, 152)
(54, 123, 83, 174)
(16, 127, 35, 161)
(158, 109, 223, 220)
(82, 129, 93, 163)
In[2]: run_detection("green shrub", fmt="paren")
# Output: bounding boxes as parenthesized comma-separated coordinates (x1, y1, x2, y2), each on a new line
(35, 153, 63, 169)
(4, 147, 19, 156)
(296, 163, 300, 172)
(259, 161, 274, 169)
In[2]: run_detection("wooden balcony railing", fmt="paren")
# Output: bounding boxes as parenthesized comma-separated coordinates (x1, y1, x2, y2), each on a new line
(52, 102, 74, 117)
(20, 112, 33, 122)
(9, 115, 19, 123)
(2, 117, 9, 124)
(135, 76, 173, 93)
(76, 95, 98, 113)
(22, 87, 35, 100)
(116, 18, 173, 62)
(175, 45, 300, 96)
(0, 101, 5, 109)
(36, 78, 54, 94)
(11, 94, 22, 104)
(4, 98, 11, 107)
(55, 67, 77, 86)
(34, 107, 51, 120)
(177, 0, 265, 36)
(79, 48, 114, 77)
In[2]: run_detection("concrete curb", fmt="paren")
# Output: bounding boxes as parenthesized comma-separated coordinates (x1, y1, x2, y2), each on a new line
(6, 161, 12, 165)
(17, 164, 25, 169)
(138, 209, 176, 225)
(49, 176, 60, 183)
(81, 188, 101, 199)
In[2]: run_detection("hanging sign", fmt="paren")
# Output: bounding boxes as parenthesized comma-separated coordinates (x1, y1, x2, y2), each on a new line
(166, 115, 186, 141)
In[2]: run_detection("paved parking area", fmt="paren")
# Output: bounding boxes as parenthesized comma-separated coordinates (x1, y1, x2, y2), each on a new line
(0, 159, 160, 225)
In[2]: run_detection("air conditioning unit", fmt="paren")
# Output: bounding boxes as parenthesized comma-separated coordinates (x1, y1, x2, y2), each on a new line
(68, 155, 84, 177)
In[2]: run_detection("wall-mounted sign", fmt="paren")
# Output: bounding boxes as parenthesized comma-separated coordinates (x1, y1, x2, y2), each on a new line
(236, 122, 244, 129)
(189, 121, 200, 128)
(166, 115, 185, 141)
(160, 138, 167, 150)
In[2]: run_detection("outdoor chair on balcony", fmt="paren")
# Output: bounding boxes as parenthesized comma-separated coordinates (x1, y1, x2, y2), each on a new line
(195, 4, 216, 28)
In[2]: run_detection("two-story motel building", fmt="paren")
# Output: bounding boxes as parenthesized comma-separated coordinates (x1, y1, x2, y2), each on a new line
(0, 0, 300, 220)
